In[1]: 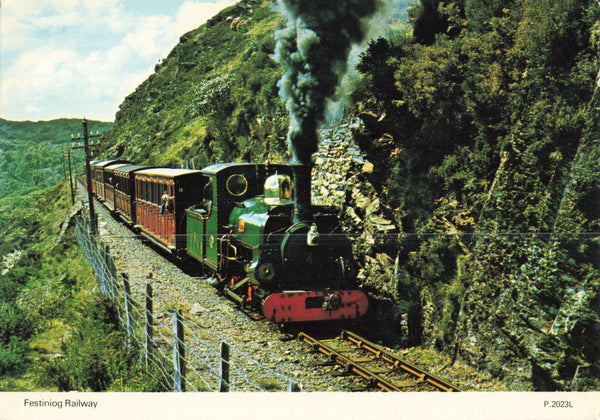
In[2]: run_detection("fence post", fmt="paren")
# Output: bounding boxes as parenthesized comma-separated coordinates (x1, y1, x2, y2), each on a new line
(145, 283, 153, 369)
(122, 274, 132, 346)
(219, 342, 230, 392)
(173, 310, 185, 392)
(105, 245, 118, 299)
(287, 381, 301, 392)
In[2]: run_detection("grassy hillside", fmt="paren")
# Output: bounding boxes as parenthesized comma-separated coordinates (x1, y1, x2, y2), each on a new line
(0, 118, 113, 200)
(0, 182, 156, 391)
(100, 0, 289, 168)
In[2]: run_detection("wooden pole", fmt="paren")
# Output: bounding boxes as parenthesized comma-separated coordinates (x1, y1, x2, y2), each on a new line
(67, 150, 75, 205)
(82, 119, 98, 235)
(145, 283, 153, 370)
(173, 310, 185, 392)
(122, 274, 132, 346)
(219, 342, 230, 392)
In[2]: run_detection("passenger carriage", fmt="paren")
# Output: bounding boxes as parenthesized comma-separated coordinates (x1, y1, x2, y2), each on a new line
(90, 159, 130, 202)
(133, 168, 205, 255)
(103, 163, 131, 212)
(112, 164, 153, 225)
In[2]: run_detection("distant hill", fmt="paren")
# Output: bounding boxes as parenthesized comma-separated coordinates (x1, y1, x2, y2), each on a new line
(0, 118, 113, 199)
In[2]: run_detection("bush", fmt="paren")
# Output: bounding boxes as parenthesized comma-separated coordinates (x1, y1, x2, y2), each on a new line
(0, 336, 28, 376)
(0, 302, 36, 346)
(38, 296, 160, 391)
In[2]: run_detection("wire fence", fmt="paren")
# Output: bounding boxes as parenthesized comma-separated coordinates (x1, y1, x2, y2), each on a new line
(74, 215, 301, 392)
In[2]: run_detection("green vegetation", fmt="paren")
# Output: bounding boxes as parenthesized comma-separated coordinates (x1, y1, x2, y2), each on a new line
(2, 0, 598, 391)
(101, 0, 289, 168)
(0, 182, 157, 391)
(38, 295, 160, 391)
(0, 118, 112, 201)
(353, 0, 599, 390)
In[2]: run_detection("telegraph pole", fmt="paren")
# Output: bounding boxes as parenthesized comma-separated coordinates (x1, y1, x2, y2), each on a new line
(65, 150, 75, 205)
(71, 119, 101, 235)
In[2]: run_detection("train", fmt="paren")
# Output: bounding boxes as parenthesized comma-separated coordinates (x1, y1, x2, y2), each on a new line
(89, 159, 369, 323)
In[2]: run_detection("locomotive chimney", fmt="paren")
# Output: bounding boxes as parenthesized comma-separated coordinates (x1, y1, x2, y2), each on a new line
(291, 164, 312, 224)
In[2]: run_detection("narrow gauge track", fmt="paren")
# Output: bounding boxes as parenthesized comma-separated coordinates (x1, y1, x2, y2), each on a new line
(298, 330, 461, 392)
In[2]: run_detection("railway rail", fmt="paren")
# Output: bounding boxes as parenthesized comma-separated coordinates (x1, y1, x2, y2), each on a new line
(298, 330, 461, 392)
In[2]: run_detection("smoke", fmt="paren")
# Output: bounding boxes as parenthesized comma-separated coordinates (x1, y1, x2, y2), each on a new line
(325, 0, 411, 125)
(274, 0, 381, 164)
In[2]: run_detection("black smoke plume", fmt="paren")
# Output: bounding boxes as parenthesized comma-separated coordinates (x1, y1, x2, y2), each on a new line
(274, 0, 380, 164)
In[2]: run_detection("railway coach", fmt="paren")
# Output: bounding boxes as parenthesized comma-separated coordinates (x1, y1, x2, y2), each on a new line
(90, 159, 130, 201)
(111, 164, 153, 226)
(133, 168, 206, 255)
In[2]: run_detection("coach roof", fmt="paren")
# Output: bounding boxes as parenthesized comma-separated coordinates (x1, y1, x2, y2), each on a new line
(114, 164, 153, 174)
(134, 168, 203, 178)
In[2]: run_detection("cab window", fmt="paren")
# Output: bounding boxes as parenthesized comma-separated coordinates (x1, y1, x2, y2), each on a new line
(226, 174, 248, 197)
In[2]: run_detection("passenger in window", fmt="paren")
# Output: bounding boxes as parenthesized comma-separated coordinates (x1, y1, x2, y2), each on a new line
(160, 190, 173, 214)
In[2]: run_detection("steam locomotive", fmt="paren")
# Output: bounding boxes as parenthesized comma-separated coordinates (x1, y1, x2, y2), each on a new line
(90, 160, 368, 323)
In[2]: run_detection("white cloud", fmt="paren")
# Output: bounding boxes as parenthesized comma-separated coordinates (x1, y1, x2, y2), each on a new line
(1, 0, 127, 55)
(1, 0, 236, 121)
(173, 0, 235, 38)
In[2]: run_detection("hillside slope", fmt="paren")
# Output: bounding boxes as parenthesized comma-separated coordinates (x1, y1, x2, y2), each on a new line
(100, 0, 289, 167)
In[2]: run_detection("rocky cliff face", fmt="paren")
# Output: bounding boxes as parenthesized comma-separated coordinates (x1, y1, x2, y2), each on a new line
(312, 121, 421, 344)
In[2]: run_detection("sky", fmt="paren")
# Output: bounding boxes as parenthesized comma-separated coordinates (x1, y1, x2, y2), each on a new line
(0, 0, 236, 122)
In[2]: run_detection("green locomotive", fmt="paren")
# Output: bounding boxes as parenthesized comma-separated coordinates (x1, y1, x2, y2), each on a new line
(186, 163, 368, 323)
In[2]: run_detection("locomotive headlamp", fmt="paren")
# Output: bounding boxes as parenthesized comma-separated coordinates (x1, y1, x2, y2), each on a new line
(307, 223, 319, 247)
